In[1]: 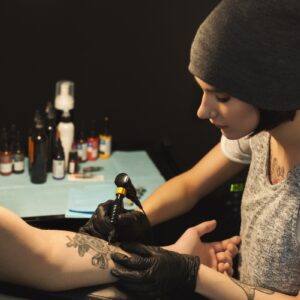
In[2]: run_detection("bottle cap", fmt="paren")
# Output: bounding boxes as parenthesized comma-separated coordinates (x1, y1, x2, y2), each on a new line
(34, 110, 42, 124)
(35, 116, 44, 129)
(45, 101, 56, 119)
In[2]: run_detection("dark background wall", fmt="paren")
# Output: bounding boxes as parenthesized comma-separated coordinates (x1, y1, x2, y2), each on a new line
(3, 0, 221, 171)
(3, 4, 245, 290)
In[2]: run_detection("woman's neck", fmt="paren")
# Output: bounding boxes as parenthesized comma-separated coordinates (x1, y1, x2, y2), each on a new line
(269, 110, 300, 152)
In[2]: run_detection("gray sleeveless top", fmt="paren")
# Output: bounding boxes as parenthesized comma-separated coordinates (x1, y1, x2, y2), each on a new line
(222, 131, 300, 295)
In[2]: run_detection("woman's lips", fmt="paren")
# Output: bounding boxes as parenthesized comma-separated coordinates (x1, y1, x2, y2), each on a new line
(209, 119, 228, 129)
(214, 124, 228, 129)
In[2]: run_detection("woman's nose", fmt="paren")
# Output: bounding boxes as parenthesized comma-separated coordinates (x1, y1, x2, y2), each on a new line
(197, 93, 215, 119)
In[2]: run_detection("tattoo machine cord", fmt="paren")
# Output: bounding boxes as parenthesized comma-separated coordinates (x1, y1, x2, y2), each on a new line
(108, 173, 146, 243)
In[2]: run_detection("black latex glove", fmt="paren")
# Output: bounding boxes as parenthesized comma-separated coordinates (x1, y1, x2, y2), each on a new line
(111, 243, 200, 300)
(79, 200, 152, 243)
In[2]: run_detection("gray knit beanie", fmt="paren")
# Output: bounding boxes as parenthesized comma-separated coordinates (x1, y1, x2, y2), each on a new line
(189, 0, 300, 111)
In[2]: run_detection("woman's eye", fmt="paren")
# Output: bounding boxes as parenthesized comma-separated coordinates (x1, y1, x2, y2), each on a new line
(216, 95, 231, 102)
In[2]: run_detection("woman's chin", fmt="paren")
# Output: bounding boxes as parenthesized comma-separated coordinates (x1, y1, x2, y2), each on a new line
(221, 128, 252, 140)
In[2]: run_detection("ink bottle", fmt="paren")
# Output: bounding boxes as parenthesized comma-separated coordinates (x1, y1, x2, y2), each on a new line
(52, 138, 65, 180)
(0, 128, 13, 176)
(45, 101, 56, 172)
(68, 146, 79, 174)
(30, 117, 47, 184)
(87, 120, 98, 161)
(77, 129, 87, 163)
(12, 131, 25, 174)
(99, 116, 112, 159)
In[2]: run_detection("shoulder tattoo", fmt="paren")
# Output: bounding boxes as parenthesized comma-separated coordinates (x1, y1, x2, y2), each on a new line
(230, 278, 274, 300)
(66, 233, 111, 269)
(270, 157, 285, 184)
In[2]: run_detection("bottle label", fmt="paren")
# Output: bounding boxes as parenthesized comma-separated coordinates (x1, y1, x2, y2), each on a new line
(99, 135, 112, 158)
(0, 162, 13, 174)
(52, 160, 65, 179)
(87, 139, 98, 160)
(13, 161, 25, 172)
(77, 143, 87, 161)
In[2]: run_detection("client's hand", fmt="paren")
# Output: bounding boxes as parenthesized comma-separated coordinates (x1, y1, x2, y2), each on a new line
(166, 220, 240, 276)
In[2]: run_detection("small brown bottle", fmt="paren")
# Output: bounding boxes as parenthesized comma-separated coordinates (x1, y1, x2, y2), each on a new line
(12, 131, 25, 174)
(0, 128, 13, 176)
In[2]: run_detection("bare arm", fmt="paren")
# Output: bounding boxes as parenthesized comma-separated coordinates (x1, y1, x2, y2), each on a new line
(0, 207, 124, 291)
(197, 265, 300, 300)
(143, 143, 247, 225)
(110, 219, 299, 300)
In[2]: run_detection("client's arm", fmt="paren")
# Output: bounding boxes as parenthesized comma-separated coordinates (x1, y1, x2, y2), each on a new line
(0, 206, 122, 291)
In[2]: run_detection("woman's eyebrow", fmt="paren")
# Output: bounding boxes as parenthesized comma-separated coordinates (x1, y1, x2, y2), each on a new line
(203, 86, 224, 93)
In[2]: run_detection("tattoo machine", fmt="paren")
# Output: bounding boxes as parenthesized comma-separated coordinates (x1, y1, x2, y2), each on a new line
(108, 173, 145, 242)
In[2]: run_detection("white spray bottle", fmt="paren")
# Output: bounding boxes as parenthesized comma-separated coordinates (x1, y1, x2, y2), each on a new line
(55, 81, 75, 169)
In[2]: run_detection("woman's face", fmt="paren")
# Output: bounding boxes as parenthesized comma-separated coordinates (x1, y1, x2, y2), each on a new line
(195, 77, 260, 140)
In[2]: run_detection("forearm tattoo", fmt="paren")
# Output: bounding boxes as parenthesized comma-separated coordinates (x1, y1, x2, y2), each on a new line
(230, 278, 274, 300)
(66, 233, 112, 269)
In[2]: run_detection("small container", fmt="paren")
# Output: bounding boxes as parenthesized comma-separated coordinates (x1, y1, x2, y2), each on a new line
(77, 129, 88, 163)
(99, 116, 112, 159)
(68, 146, 79, 174)
(87, 120, 98, 161)
(0, 128, 13, 176)
(12, 131, 25, 174)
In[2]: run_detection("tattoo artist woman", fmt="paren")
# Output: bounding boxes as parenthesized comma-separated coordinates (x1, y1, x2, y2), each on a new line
(81, 0, 300, 299)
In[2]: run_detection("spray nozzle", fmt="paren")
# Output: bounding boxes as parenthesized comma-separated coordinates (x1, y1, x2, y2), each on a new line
(62, 110, 71, 118)
(54, 80, 75, 112)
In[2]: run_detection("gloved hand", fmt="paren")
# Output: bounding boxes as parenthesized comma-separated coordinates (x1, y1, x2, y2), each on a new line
(79, 200, 152, 243)
(111, 243, 200, 300)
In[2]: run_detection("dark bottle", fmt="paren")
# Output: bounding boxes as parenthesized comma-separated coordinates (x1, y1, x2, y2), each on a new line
(45, 101, 56, 172)
(12, 130, 25, 174)
(0, 128, 13, 176)
(30, 116, 48, 184)
(28, 110, 42, 174)
(52, 138, 65, 180)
